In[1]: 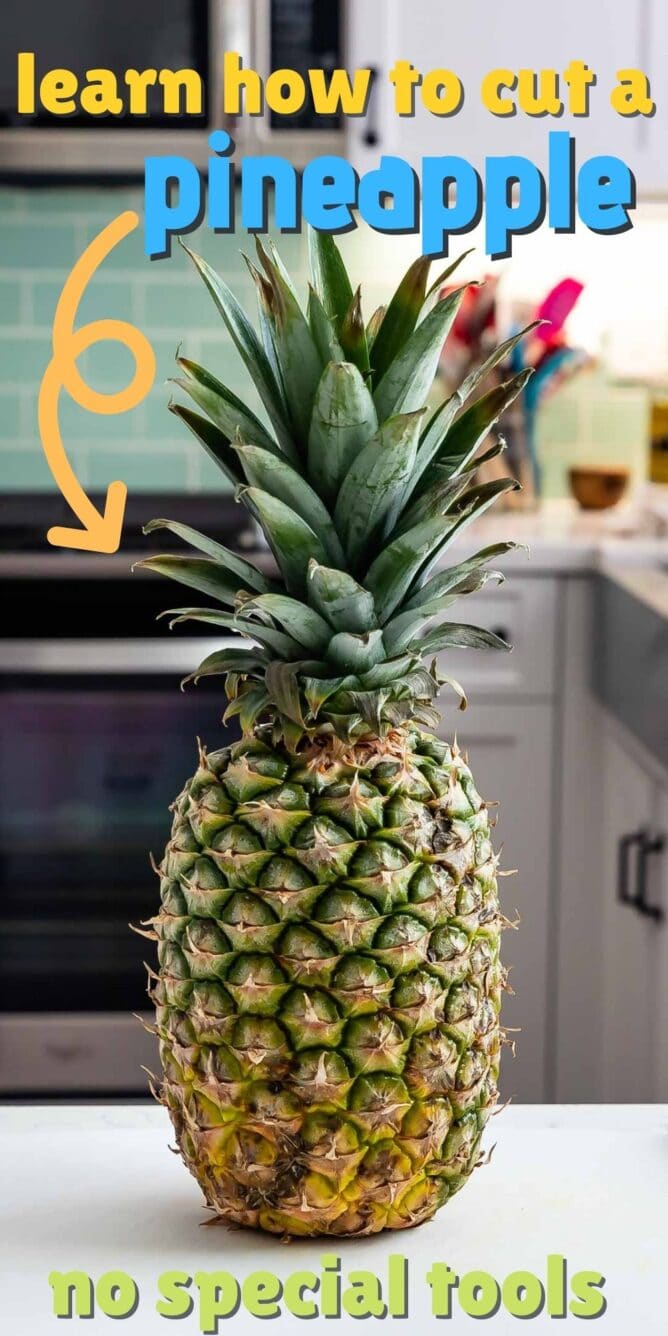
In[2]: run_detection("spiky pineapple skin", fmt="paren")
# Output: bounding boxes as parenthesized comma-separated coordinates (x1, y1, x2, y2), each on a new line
(152, 725, 502, 1237)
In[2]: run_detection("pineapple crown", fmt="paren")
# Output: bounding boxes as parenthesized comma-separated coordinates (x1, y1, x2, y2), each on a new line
(137, 230, 534, 747)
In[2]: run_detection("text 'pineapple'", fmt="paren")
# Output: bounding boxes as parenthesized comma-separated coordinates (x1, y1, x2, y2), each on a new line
(143, 131, 634, 261)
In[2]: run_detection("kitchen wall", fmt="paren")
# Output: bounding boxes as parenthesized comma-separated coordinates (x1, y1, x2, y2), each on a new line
(0, 186, 663, 495)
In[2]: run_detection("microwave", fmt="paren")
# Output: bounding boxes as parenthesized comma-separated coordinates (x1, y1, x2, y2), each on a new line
(0, 0, 345, 177)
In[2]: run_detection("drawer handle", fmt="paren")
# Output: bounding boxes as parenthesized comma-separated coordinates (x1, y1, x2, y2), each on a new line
(618, 830, 645, 906)
(636, 834, 665, 922)
(618, 829, 665, 922)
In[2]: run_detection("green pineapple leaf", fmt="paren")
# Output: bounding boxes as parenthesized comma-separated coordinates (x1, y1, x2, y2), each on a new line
(142, 519, 274, 594)
(174, 356, 280, 458)
(326, 629, 386, 673)
(382, 569, 504, 655)
(364, 515, 453, 624)
(240, 487, 332, 597)
(302, 673, 355, 717)
(265, 661, 307, 728)
(308, 228, 354, 332)
(167, 401, 243, 488)
(339, 286, 370, 377)
(186, 647, 270, 686)
(235, 443, 346, 567)
(358, 654, 418, 689)
(428, 369, 532, 480)
(136, 555, 247, 607)
(366, 305, 386, 351)
(255, 238, 323, 448)
(370, 250, 472, 386)
(307, 286, 345, 365)
(225, 683, 272, 732)
(163, 606, 303, 658)
(307, 561, 378, 635)
(411, 324, 540, 488)
(403, 541, 523, 611)
(245, 256, 288, 396)
(243, 594, 333, 655)
(366, 477, 517, 623)
(373, 285, 469, 420)
(307, 362, 378, 505)
(415, 622, 512, 655)
(392, 468, 469, 537)
(334, 409, 425, 567)
(180, 241, 296, 461)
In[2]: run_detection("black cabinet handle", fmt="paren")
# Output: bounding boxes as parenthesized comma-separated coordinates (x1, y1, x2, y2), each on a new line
(618, 830, 645, 906)
(636, 834, 665, 922)
(618, 829, 665, 921)
(363, 67, 380, 146)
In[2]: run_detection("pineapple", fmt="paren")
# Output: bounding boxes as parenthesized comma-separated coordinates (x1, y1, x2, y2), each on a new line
(139, 231, 531, 1237)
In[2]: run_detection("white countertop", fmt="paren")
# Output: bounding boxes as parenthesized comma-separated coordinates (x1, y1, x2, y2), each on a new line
(1, 1104, 665, 1334)
(453, 498, 668, 574)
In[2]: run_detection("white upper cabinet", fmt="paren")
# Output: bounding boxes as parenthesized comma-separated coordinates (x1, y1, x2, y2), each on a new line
(632, 0, 668, 194)
(346, 0, 661, 193)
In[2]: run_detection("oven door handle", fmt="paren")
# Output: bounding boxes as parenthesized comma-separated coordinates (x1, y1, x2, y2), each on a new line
(0, 638, 245, 674)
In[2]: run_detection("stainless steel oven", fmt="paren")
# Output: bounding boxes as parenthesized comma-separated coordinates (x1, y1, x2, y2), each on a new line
(0, 0, 344, 176)
(0, 509, 247, 1095)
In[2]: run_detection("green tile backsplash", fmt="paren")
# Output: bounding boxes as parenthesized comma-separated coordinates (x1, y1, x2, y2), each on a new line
(0, 185, 651, 496)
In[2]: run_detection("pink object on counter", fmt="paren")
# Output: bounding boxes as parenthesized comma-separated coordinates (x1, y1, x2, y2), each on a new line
(534, 278, 584, 344)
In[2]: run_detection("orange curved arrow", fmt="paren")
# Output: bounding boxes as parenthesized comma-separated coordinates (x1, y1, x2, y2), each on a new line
(40, 210, 156, 553)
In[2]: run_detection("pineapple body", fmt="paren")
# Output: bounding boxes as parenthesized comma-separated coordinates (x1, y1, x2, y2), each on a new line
(154, 727, 502, 1237)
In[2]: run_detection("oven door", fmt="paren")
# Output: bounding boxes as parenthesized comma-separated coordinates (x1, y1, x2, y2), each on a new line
(0, 638, 237, 1016)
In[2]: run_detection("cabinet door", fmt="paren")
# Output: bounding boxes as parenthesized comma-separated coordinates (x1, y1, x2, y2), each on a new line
(438, 702, 554, 1102)
(347, 0, 642, 177)
(633, 1, 668, 194)
(599, 727, 661, 1101)
(653, 785, 668, 1099)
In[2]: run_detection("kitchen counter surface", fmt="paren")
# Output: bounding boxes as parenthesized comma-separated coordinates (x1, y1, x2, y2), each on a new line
(0, 1103, 665, 1333)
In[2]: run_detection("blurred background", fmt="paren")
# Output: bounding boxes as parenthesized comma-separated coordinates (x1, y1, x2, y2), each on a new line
(1, 0, 667, 1106)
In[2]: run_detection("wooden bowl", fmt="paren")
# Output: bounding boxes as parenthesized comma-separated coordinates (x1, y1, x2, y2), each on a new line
(568, 466, 630, 510)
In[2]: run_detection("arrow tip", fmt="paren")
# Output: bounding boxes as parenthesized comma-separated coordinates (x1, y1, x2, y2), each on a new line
(47, 481, 127, 554)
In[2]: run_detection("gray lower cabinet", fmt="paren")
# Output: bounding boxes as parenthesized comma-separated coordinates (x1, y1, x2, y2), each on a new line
(432, 571, 559, 1104)
(599, 719, 668, 1102)
(438, 700, 555, 1104)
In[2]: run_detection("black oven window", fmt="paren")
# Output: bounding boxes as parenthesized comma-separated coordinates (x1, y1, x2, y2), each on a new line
(0, 0, 209, 128)
(0, 681, 238, 1012)
(270, 0, 342, 131)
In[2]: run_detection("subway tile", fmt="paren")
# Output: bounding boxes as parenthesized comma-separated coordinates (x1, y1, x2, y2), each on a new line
(0, 394, 22, 439)
(196, 337, 253, 395)
(590, 395, 649, 450)
(0, 444, 54, 490)
(141, 278, 223, 333)
(80, 216, 150, 272)
(0, 189, 20, 214)
(5, 187, 142, 217)
(0, 334, 51, 385)
(0, 221, 77, 271)
(0, 280, 22, 328)
(57, 395, 144, 443)
(84, 445, 191, 492)
(76, 339, 139, 391)
(32, 276, 138, 329)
